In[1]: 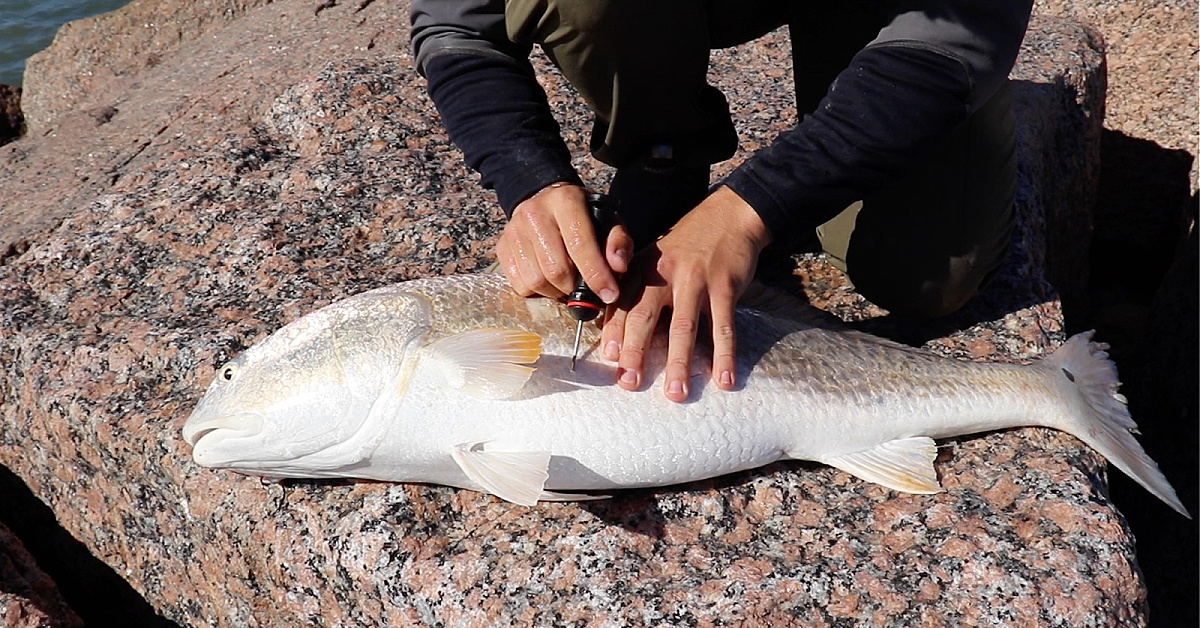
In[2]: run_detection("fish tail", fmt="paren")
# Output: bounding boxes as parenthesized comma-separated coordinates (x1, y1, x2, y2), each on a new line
(1044, 331, 1189, 517)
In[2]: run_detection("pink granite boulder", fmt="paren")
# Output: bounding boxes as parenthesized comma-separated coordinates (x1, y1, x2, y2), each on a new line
(0, 1, 1161, 626)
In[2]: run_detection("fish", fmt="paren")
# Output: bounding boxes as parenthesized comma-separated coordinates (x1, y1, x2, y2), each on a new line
(182, 272, 1188, 516)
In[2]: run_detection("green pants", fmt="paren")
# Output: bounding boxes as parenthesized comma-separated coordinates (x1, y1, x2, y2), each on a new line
(505, 0, 1016, 318)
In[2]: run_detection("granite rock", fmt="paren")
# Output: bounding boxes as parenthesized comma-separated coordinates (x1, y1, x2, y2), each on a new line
(1032, 0, 1199, 193)
(0, 1, 1158, 626)
(0, 522, 82, 628)
(20, 0, 275, 137)
(1006, 16, 1107, 316)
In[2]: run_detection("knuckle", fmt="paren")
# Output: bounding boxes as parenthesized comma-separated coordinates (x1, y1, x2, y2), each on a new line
(670, 317, 698, 336)
(563, 225, 591, 251)
(666, 354, 691, 370)
(512, 206, 538, 227)
(625, 306, 657, 328)
(543, 263, 571, 284)
(619, 345, 645, 364)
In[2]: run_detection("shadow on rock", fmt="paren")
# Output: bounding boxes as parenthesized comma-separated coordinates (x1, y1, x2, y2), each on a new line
(0, 466, 181, 628)
(1074, 129, 1196, 627)
(1106, 203, 1197, 628)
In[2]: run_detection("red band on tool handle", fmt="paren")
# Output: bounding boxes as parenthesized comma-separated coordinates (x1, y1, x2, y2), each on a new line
(566, 301, 603, 311)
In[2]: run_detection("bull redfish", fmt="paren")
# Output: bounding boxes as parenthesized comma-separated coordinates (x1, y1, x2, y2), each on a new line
(182, 273, 1187, 515)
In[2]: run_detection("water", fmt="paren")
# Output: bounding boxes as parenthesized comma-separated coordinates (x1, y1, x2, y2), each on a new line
(0, 0, 134, 86)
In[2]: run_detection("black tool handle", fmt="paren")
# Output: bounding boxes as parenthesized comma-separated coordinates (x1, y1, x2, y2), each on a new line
(566, 192, 619, 322)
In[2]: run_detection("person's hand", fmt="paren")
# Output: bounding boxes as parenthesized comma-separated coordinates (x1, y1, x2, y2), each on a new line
(600, 185, 770, 402)
(496, 182, 634, 302)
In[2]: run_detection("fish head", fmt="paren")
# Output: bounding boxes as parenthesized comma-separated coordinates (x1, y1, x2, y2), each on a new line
(183, 289, 431, 476)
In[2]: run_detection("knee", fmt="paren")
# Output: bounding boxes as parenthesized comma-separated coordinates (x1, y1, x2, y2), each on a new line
(848, 255, 989, 319)
(505, 0, 615, 45)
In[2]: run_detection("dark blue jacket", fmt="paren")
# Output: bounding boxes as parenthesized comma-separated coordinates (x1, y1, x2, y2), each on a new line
(410, 0, 1033, 243)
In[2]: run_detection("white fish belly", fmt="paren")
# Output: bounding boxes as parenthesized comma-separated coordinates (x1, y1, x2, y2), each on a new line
(376, 353, 796, 491)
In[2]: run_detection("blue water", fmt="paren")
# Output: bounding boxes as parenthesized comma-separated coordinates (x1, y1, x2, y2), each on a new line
(0, 0, 134, 86)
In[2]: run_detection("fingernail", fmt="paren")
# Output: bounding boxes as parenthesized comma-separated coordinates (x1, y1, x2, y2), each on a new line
(604, 341, 620, 360)
(619, 368, 638, 386)
(720, 370, 734, 387)
(667, 380, 686, 398)
(599, 288, 617, 304)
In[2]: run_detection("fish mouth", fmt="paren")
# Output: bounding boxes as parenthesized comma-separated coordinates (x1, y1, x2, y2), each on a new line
(182, 412, 263, 448)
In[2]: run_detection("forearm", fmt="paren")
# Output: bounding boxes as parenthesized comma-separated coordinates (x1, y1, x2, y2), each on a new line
(424, 54, 582, 215)
(724, 44, 973, 242)
(412, 0, 580, 214)
(725, 0, 1032, 247)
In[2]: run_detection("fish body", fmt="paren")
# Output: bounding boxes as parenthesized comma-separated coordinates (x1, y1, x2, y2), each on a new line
(183, 273, 1187, 515)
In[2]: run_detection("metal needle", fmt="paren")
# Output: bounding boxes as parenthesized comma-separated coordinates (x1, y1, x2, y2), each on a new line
(571, 320, 585, 371)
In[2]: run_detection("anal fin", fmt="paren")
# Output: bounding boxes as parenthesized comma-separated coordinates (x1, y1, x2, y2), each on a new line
(822, 436, 942, 494)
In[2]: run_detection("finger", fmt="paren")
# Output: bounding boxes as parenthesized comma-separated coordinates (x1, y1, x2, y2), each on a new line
(709, 282, 738, 391)
(561, 206, 619, 304)
(506, 224, 560, 298)
(663, 276, 703, 403)
(599, 258, 646, 362)
(518, 240, 559, 298)
(605, 224, 635, 275)
(616, 287, 665, 392)
(526, 214, 575, 298)
(599, 304, 625, 362)
(496, 229, 532, 297)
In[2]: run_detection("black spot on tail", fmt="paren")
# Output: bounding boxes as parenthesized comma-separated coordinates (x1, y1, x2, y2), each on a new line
(1062, 367, 1076, 382)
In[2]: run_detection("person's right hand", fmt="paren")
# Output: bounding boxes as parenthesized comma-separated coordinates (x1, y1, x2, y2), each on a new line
(496, 182, 634, 303)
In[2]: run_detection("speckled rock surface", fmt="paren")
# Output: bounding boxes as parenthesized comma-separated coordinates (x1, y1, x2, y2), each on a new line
(0, 1, 1159, 626)
(0, 522, 82, 628)
(20, 0, 275, 137)
(1033, 0, 1198, 192)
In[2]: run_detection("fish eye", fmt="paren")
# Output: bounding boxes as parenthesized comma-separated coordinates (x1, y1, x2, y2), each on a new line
(219, 363, 238, 381)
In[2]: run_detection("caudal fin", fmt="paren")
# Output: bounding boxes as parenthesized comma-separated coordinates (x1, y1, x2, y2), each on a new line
(1045, 331, 1190, 517)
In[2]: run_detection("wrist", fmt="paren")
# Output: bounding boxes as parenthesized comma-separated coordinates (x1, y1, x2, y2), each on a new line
(515, 181, 585, 215)
(711, 185, 772, 251)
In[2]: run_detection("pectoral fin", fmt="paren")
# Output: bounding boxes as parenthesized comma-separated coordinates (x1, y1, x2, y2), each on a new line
(451, 442, 550, 506)
(425, 328, 542, 399)
(822, 436, 942, 494)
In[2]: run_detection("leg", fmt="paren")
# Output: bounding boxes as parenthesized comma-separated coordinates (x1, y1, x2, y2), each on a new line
(505, 0, 786, 248)
(787, 1, 894, 116)
(817, 82, 1018, 317)
(505, 0, 738, 168)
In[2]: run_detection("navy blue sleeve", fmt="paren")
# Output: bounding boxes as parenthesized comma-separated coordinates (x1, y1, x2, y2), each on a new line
(424, 54, 582, 214)
(723, 44, 973, 241)
(724, 0, 1032, 247)
(412, 0, 581, 214)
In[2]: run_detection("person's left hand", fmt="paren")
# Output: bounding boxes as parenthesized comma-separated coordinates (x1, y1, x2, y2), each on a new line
(599, 185, 771, 402)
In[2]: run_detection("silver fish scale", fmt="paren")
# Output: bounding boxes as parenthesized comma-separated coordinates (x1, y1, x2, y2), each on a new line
(421, 277, 989, 401)
(372, 274, 992, 488)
